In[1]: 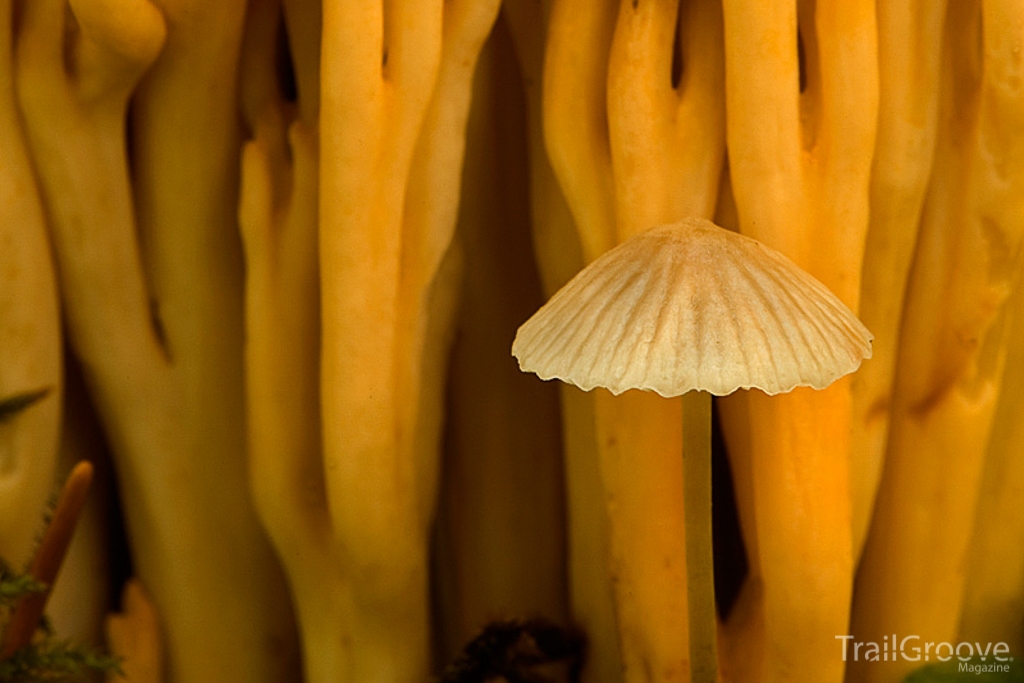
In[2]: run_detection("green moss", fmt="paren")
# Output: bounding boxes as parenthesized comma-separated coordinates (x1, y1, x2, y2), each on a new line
(0, 641, 121, 683)
(1, 561, 120, 682)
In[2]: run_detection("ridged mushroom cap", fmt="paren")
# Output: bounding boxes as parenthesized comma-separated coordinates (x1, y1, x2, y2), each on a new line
(512, 218, 873, 397)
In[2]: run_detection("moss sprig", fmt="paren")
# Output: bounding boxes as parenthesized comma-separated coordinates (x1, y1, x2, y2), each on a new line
(0, 639, 121, 683)
(1, 463, 119, 681)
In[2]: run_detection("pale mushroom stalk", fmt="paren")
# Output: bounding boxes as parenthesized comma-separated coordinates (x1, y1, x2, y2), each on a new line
(850, 2, 1024, 681)
(679, 390, 714, 683)
(0, 0, 61, 572)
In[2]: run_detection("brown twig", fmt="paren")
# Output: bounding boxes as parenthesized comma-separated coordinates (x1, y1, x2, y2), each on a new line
(1, 461, 94, 658)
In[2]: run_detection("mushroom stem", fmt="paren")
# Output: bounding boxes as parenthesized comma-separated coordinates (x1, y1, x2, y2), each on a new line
(681, 390, 717, 683)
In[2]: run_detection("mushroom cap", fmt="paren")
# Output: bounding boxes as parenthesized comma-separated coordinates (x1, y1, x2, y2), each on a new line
(512, 218, 873, 397)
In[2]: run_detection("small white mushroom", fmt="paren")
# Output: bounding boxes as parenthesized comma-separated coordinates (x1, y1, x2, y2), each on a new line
(511, 216, 872, 683)
(512, 217, 873, 397)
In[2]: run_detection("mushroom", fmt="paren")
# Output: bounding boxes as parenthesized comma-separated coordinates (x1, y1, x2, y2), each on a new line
(513, 216, 872, 682)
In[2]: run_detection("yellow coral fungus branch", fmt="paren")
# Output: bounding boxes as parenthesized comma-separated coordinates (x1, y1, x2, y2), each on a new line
(436, 24, 568, 654)
(720, 1, 877, 682)
(238, 4, 325, 680)
(17, 0, 299, 679)
(503, 5, 623, 680)
(958, 266, 1024, 657)
(282, 0, 320, 127)
(106, 581, 163, 683)
(0, 0, 61, 570)
(852, 2, 1024, 681)
(850, 0, 947, 558)
(542, 2, 727, 681)
(607, 0, 724, 239)
(318, 1, 498, 679)
(543, 0, 618, 263)
(131, 1, 300, 677)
